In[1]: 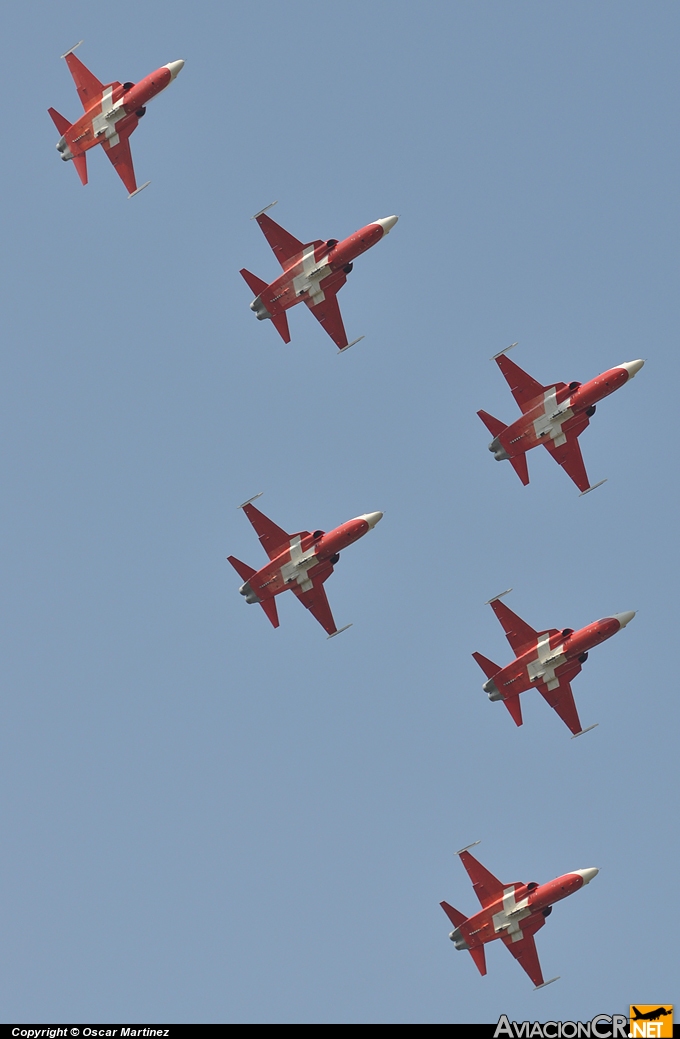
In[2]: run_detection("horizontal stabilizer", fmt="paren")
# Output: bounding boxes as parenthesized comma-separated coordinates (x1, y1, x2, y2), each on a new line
(509, 453, 530, 486)
(73, 153, 88, 186)
(227, 555, 256, 583)
(477, 409, 507, 439)
(48, 107, 71, 135)
(259, 598, 279, 629)
(440, 901, 467, 929)
(271, 311, 291, 344)
(503, 694, 523, 727)
(469, 945, 487, 976)
(240, 268, 269, 297)
(472, 651, 502, 681)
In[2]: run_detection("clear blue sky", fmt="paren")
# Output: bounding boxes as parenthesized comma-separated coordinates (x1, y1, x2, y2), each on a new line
(0, 0, 677, 1024)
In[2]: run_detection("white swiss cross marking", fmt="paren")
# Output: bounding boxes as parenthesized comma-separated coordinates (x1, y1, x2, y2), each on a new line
(292, 246, 330, 306)
(532, 388, 574, 448)
(492, 887, 531, 943)
(91, 86, 126, 149)
(527, 634, 566, 691)
(279, 536, 317, 592)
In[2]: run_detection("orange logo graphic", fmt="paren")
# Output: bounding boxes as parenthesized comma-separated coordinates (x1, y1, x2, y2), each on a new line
(629, 1006, 673, 1038)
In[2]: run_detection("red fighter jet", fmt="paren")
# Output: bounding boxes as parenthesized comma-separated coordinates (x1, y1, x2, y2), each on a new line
(227, 495, 383, 636)
(473, 590, 635, 736)
(48, 42, 184, 196)
(478, 344, 644, 493)
(441, 842, 599, 989)
(240, 203, 398, 351)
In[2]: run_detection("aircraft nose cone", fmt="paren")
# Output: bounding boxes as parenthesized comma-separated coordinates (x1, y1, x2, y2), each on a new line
(573, 868, 599, 885)
(164, 60, 185, 79)
(612, 611, 636, 629)
(618, 359, 645, 378)
(375, 215, 399, 235)
(361, 511, 383, 529)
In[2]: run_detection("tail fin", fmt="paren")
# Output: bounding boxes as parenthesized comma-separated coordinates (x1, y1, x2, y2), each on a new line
(472, 651, 502, 681)
(469, 946, 487, 976)
(228, 556, 280, 628)
(503, 695, 523, 727)
(477, 409, 508, 439)
(440, 901, 467, 929)
(239, 268, 291, 343)
(259, 598, 279, 629)
(48, 107, 72, 135)
(271, 311, 291, 343)
(240, 267, 269, 296)
(509, 453, 530, 486)
(227, 555, 256, 583)
(72, 153, 88, 186)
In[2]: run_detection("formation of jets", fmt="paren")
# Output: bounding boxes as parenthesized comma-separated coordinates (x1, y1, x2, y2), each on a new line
(48, 46, 646, 994)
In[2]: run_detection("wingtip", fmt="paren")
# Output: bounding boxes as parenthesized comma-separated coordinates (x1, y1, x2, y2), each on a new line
(337, 336, 365, 354)
(455, 841, 481, 856)
(571, 723, 599, 738)
(485, 588, 512, 604)
(534, 977, 560, 990)
(61, 40, 84, 59)
(128, 181, 151, 199)
(251, 201, 278, 220)
(238, 493, 264, 509)
(579, 479, 607, 496)
(492, 341, 518, 360)
(327, 623, 353, 639)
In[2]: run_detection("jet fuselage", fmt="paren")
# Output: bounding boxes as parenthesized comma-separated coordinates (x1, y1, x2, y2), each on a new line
(490, 361, 643, 463)
(55, 61, 184, 162)
(484, 613, 635, 702)
(239, 513, 383, 604)
(250, 218, 396, 321)
(449, 868, 598, 953)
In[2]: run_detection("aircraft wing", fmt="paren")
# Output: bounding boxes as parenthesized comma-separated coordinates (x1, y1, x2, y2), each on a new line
(290, 573, 338, 635)
(495, 354, 548, 413)
(64, 51, 105, 110)
(501, 914, 546, 987)
(255, 212, 305, 269)
(489, 598, 538, 657)
(305, 289, 349, 350)
(458, 849, 505, 909)
(242, 502, 295, 560)
(543, 434, 590, 493)
(103, 133, 138, 195)
(535, 666, 584, 736)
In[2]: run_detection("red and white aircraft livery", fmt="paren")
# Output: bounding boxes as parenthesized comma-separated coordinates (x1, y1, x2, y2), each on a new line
(227, 494, 383, 636)
(240, 203, 398, 351)
(473, 590, 635, 736)
(441, 842, 599, 989)
(48, 43, 184, 196)
(478, 344, 644, 494)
